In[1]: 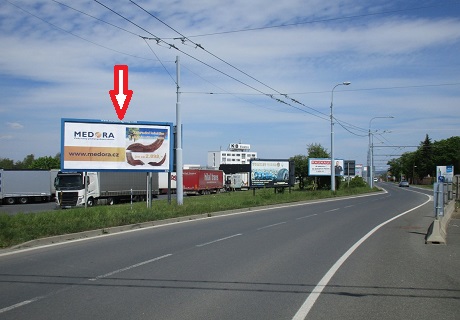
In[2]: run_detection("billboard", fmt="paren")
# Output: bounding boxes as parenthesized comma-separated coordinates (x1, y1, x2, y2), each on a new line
(308, 158, 344, 176)
(61, 119, 173, 172)
(250, 159, 293, 188)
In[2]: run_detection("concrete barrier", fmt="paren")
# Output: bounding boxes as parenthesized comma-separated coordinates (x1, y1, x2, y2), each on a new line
(426, 199, 457, 244)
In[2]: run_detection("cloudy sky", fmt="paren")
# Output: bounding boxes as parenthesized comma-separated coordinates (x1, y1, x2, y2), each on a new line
(1, 0, 459, 170)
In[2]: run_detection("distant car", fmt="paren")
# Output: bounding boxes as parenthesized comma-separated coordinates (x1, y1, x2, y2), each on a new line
(399, 181, 409, 187)
(373, 178, 378, 182)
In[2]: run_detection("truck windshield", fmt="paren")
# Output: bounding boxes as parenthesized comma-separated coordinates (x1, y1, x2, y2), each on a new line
(55, 175, 83, 190)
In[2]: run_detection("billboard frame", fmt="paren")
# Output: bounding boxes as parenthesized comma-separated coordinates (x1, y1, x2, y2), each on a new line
(60, 118, 174, 172)
(249, 159, 295, 188)
(309, 158, 345, 177)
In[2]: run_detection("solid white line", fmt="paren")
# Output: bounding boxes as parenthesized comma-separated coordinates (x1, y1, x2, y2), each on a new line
(89, 254, 172, 281)
(257, 221, 287, 230)
(196, 234, 242, 247)
(291, 195, 432, 320)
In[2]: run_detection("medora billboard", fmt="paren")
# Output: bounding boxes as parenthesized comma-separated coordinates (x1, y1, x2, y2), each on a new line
(250, 159, 295, 188)
(61, 118, 173, 172)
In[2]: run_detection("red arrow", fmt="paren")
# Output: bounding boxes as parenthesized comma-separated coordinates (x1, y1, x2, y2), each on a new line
(109, 65, 133, 120)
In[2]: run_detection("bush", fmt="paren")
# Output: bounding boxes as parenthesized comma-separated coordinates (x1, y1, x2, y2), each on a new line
(344, 176, 368, 188)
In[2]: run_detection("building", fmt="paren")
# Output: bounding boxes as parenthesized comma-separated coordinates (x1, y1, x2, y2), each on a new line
(207, 143, 257, 168)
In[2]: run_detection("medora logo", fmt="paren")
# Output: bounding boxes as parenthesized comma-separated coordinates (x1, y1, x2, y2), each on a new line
(74, 131, 115, 139)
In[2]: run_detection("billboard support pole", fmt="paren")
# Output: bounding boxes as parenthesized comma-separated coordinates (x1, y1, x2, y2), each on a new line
(176, 56, 184, 205)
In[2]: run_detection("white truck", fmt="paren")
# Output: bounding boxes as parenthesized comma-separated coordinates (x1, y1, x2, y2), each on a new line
(54, 171, 159, 208)
(157, 172, 177, 194)
(0, 169, 58, 205)
(225, 172, 250, 191)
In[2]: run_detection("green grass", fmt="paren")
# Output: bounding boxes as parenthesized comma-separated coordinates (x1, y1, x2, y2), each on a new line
(0, 186, 376, 248)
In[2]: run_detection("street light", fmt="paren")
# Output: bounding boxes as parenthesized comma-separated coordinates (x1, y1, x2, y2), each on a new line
(368, 116, 394, 188)
(330, 81, 351, 192)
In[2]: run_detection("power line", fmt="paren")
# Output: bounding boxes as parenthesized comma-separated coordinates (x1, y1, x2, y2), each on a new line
(127, 0, 332, 119)
(183, 2, 460, 38)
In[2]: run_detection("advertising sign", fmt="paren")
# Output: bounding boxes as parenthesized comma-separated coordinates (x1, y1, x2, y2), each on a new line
(61, 119, 173, 172)
(308, 158, 344, 176)
(250, 159, 292, 187)
(436, 165, 454, 183)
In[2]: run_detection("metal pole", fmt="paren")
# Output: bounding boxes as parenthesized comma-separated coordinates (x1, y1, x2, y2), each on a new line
(176, 56, 184, 205)
(368, 116, 393, 189)
(330, 82, 350, 192)
(330, 89, 335, 192)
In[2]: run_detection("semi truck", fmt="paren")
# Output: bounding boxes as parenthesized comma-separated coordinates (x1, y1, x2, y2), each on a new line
(54, 171, 159, 208)
(183, 169, 224, 195)
(0, 169, 59, 205)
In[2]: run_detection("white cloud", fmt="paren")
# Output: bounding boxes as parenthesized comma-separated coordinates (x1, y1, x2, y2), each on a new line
(6, 122, 24, 129)
(0, 0, 459, 166)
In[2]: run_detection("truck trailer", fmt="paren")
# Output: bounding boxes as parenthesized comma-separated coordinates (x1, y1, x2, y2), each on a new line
(55, 171, 159, 208)
(157, 172, 177, 195)
(183, 169, 224, 195)
(0, 169, 58, 205)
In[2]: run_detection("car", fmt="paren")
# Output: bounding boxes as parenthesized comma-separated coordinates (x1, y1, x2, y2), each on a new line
(399, 181, 409, 187)
(373, 177, 378, 182)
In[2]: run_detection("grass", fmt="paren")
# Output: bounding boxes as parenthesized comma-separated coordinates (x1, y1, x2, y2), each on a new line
(0, 186, 376, 248)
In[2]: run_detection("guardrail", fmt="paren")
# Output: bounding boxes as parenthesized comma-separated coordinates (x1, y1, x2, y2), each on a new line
(426, 180, 458, 244)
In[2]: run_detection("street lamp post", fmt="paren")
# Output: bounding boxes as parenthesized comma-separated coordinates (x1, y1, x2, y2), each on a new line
(368, 116, 394, 188)
(330, 81, 351, 192)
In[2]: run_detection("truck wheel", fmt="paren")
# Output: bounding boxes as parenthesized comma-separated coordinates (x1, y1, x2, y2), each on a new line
(87, 197, 95, 207)
(19, 197, 29, 204)
(5, 198, 15, 205)
(107, 197, 115, 205)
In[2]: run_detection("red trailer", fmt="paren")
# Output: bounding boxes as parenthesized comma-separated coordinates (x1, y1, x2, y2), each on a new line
(183, 169, 224, 195)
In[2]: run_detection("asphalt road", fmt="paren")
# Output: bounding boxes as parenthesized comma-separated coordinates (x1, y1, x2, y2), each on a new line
(0, 183, 458, 319)
(0, 201, 57, 215)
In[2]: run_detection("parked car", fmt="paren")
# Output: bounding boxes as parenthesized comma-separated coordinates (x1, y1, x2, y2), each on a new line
(399, 181, 409, 187)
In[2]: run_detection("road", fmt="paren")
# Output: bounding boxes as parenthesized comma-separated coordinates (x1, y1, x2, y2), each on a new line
(0, 183, 458, 319)
(0, 201, 57, 215)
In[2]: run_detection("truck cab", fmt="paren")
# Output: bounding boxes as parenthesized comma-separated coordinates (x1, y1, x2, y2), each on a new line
(55, 172, 99, 208)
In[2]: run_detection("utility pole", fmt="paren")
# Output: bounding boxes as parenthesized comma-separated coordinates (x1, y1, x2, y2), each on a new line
(176, 56, 183, 205)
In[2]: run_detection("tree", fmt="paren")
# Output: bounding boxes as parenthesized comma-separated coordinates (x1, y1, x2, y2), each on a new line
(30, 155, 60, 170)
(0, 158, 14, 169)
(14, 154, 35, 169)
(388, 135, 460, 183)
(415, 134, 434, 181)
(290, 155, 308, 189)
(307, 143, 330, 158)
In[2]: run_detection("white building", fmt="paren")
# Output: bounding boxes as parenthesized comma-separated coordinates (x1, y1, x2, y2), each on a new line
(207, 143, 257, 168)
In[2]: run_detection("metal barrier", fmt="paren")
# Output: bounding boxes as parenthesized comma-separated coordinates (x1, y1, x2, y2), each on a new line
(427, 181, 457, 244)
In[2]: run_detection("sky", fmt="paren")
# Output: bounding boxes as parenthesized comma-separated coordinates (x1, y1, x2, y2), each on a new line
(1, 0, 459, 171)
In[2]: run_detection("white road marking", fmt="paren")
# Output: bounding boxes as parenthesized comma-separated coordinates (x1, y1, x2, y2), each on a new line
(296, 214, 318, 220)
(0, 298, 42, 314)
(196, 234, 242, 247)
(257, 221, 287, 230)
(291, 195, 432, 320)
(89, 254, 172, 281)
(0, 191, 386, 258)
(325, 208, 340, 212)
